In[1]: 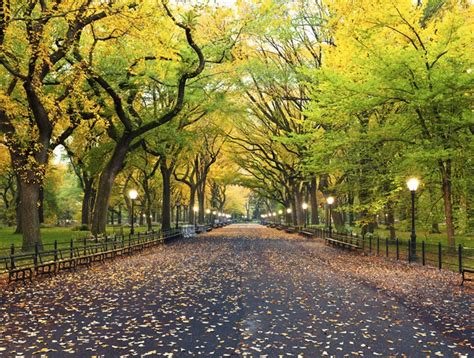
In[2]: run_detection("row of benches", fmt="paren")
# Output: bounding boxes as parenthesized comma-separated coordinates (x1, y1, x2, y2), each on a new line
(266, 223, 362, 250)
(265, 222, 473, 286)
(2, 231, 182, 283)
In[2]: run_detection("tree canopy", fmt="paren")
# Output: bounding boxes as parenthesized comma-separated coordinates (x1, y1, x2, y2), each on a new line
(0, 0, 472, 248)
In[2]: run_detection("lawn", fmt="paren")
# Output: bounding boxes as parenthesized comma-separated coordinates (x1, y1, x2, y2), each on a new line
(0, 225, 161, 254)
(369, 226, 474, 249)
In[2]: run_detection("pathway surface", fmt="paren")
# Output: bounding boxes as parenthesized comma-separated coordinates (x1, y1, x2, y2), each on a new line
(1, 224, 472, 356)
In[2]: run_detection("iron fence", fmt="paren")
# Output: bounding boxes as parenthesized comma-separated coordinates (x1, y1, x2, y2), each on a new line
(262, 221, 474, 273)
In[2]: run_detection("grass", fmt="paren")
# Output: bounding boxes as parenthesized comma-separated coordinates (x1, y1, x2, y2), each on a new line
(0, 225, 161, 254)
(306, 223, 473, 248)
(368, 226, 474, 248)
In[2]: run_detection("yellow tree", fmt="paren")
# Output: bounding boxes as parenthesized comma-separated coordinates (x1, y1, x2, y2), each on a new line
(0, 0, 134, 249)
(306, 0, 473, 244)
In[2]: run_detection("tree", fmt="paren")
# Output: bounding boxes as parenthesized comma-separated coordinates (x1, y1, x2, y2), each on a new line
(73, 1, 207, 235)
(0, 0, 132, 249)
(306, 0, 473, 244)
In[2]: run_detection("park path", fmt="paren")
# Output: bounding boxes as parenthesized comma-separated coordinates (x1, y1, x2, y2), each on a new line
(0, 224, 472, 356)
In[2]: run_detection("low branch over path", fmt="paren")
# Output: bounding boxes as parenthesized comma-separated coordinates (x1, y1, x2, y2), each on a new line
(0, 224, 471, 356)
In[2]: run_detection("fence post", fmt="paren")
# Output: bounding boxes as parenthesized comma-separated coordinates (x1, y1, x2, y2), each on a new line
(438, 242, 442, 270)
(34, 242, 39, 267)
(54, 240, 58, 262)
(10, 244, 15, 269)
(376, 237, 380, 256)
(83, 237, 87, 256)
(70, 239, 73, 259)
(385, 238, 389, 257)
(369, 236, 372, 254)
(458, 244, 462, 274)
(396, 238, 399, 260)
(422, 241, 425, 266)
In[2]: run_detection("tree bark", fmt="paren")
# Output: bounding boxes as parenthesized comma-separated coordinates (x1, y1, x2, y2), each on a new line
(197, 181, 206, 224)
(160, 160, 172, 232)
(81, 178, 94, 226)
(91, 138, 131, 236)
(332, 210, 345, 232)
(144, 182, 153, 231)
(440, 159, 455, 246)
(294, 185, 304, 226)
(14, 175, 22, 234)
(38, 186, 44, 224)
(19, 181, 42, 251)
(386, 204, 396, 240)
(310, 177, 319, 225)
(188, 186, 197, 224)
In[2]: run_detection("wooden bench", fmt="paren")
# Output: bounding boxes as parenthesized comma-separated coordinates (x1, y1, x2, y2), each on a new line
(3, 232, 167, 283)
(325, 233, 361, 250)
(299, 230, 314, 238)
(461, 269, 473, 286)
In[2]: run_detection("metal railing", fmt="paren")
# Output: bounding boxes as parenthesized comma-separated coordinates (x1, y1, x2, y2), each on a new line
(0, 228, 182, 279)
(262, 221, 474, 273)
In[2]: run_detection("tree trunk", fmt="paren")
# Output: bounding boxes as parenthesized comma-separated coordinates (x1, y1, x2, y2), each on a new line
(310, 177, 319, 225)
(294, 186, 304, 226)
(197, 182, 206, 224)
(139, 208, 144, 225)
(188, 186, 197, 225)
(348, 192, 354, 226)
(144, 185, 153, 231)
(386, 204, 396, 240)
(38, 186, 44, 224)
(14, 175, 22, 234)
(440, 159, 455, 246)
(160, 160, 172, 232)
(91, 138, 131, 236)
(81, 178, 94, 226)
(19, 180, 42, 251)
(332, 210, 345, 232)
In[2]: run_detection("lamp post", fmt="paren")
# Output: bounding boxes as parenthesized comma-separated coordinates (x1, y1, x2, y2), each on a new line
(302, 203, 308, 228)
(407, 177, 420, 262)
(272, 212, 277, 224)
(278, 210, 283, 224)
(128, 189, 138, 235)
(286, 208, 292, 225)
(193, 206, 199, 229)
(327, 196, 335, 238)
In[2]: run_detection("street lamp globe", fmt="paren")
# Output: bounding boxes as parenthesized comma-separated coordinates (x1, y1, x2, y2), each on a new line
(278, 210, 283, 215)
(327, 196, 335, 205)
(206, 209, 211, 214)
(302, 203, 308, 210)
(128, 189, 138, 200)
(286, 208, 292, 214)
(213, 211, 217, 215)
(272, 212, 276, 216)
(193, 206, 199, 213)
(407, 177, 420, 191)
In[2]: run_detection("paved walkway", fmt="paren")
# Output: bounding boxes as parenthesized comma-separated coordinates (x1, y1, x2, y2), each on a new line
(0, 224, 472, 356)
